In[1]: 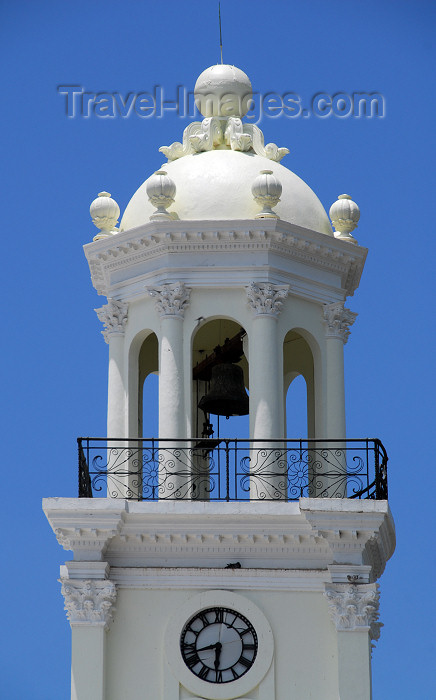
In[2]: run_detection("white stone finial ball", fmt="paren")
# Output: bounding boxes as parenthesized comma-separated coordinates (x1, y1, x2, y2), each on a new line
(146, 170, 176, 220)
(194, 64, 253, 118)
(90, 191, 120, 239)
(252, 169, 282, 219)
(329, 194, 360, 242)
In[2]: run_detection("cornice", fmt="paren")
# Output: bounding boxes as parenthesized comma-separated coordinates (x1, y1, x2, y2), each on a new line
(44, 498, 394, 580)
(43, 498, 126, 558)
(83, 219, 367, 300)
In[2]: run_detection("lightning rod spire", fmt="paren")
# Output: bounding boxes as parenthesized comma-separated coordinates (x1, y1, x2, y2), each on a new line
(219, 2, 223, 64)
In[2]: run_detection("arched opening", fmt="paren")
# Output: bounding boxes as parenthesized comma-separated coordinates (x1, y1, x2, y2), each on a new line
(283, 330, 315, 440)
(138, 332, 159, 438)
(190, 318, 249, 500)
(192, 318, 249, 441)
(285, 374, 308, 440)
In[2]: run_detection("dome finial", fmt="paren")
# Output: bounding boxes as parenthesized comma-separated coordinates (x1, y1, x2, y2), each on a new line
(252, 170, 282, 219)
(90, 191, 120, 241)
(194, 64, 253, 118)
(146, 170, 176, 220)
(329, 194, 360, 244)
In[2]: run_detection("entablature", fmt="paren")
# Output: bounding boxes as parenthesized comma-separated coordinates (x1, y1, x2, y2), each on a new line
(84, 219, 367, 303)
(43, 498, 394, 581)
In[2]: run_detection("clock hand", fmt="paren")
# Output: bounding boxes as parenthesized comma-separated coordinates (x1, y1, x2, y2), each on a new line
(197, 642, 219, 652)
(214, 642, 222, 671)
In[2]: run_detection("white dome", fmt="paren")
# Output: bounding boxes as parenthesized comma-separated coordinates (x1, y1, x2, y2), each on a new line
(120, 149, 333, 236)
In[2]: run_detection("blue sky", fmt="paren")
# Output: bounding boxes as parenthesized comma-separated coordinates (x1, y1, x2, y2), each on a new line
(2, 0, 435, 697)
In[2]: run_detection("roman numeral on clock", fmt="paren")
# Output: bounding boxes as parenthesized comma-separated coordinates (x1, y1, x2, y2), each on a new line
(185, 651, 199, 668)
(198, 664, 210, 680)
(238, 655, 252, 668)
(214, 608, 224, 623)
(198, 612, 209, 627)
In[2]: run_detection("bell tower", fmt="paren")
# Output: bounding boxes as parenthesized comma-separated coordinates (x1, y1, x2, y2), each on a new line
(44, 63, 395, 700)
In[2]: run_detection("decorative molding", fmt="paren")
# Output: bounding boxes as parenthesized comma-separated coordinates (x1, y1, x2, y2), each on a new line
(147, 281, 191, 318)
(95, 298, 128, 343)
(110, 566, 328, 592)
(60, 578, 117, 629)
(84, 219, 367, 300)
(324, 583, 382, 642)
(159, 116, 289, 163)
(323, 301, 357, 343)
(246, 282, 289, 316)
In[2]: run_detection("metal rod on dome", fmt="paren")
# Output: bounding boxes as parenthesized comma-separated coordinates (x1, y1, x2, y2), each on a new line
(219, 2, 223, 64)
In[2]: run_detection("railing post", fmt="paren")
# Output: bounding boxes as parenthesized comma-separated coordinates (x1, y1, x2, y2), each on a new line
(225, 440, 230, 502)
(78, 438, 92, 498)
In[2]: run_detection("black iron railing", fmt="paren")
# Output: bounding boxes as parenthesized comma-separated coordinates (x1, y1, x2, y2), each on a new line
(78, 437, 388, 501)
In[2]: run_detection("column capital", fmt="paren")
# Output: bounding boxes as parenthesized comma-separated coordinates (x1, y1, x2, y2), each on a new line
(147, 281, 191, 318)
(324, 582, 382, 642)
(95, 298, 128, 343)
(323, 301, 357, 344)
(60, 578, 117, 630)
(246, 282, 289, 317)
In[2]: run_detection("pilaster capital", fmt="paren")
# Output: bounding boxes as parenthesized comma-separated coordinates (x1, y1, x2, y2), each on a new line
(323, 301, 357, 344)
(147, 281, 191, 318)
(324, 583, 382, 642)
(246, 282, 289, 317)
(60, 578, 117, 630)
(95, 298, 129, 343)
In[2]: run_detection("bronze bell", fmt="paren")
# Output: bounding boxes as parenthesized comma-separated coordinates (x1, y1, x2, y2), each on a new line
(198, 363, 249, 417)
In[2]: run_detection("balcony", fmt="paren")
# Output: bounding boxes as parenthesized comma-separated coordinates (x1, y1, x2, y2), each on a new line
(78, 437, 388, 501)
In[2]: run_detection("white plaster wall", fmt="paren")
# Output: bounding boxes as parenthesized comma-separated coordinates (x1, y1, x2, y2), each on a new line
(105, 587, 338, 700)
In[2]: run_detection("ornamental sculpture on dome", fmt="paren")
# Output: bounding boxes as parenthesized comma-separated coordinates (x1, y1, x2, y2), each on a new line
(159, 64, 289, 163)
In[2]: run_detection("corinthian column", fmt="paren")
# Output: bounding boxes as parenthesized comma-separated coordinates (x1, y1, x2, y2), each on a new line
(322, 301, 357, 439)
(95, 300, 130, 498)
(148, 282, 190, 440)
(246, 282, 289, 499)
(319, 302, 357, 496)
(95, 299, 129, 437)
(148, 283, 190, 497)
(324, 583, 381, 700)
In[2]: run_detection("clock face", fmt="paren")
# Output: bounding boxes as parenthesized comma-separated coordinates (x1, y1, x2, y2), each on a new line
(180, 606, 258, 684)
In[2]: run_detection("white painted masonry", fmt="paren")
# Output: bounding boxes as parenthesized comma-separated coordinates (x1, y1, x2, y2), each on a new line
(45, 61, 395, 700)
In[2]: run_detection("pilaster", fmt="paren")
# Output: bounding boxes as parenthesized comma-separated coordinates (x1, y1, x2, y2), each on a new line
(324, 582, 381, 700)
(60, 576, 117, 700)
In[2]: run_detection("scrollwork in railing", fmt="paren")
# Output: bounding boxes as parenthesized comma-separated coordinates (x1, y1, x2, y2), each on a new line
(78, 438, 388, 502)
